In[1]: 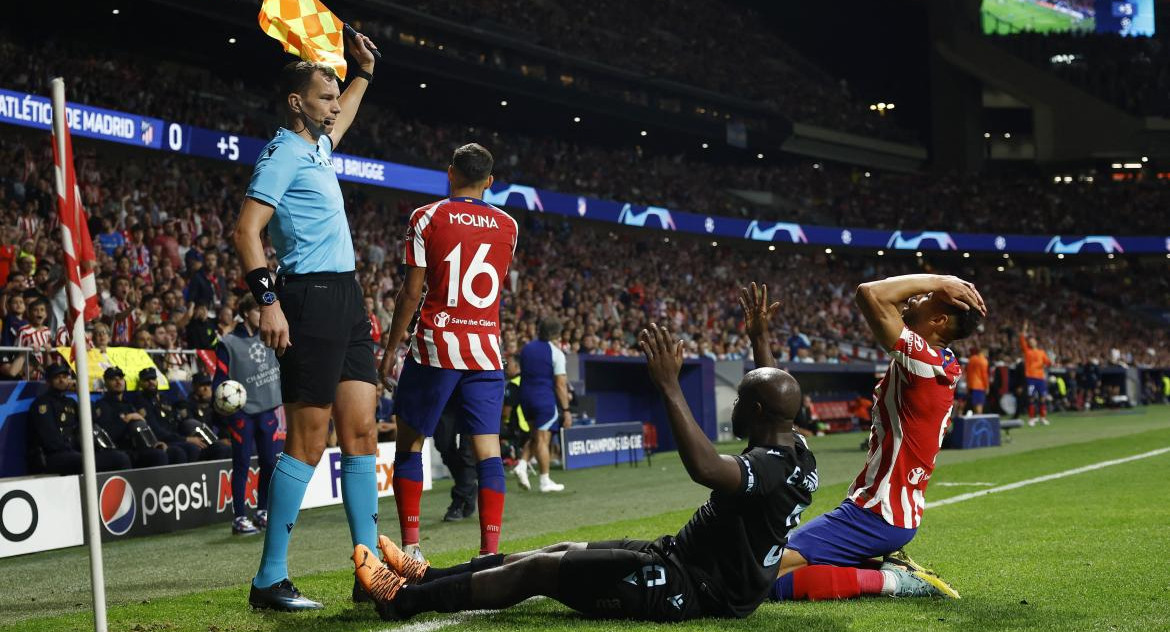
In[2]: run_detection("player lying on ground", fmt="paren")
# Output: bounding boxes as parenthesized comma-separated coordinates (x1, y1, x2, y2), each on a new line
(355, 321, 815, 621)
(753, 275, 984, 601)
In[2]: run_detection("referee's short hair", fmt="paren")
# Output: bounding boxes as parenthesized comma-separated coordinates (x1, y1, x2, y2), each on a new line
(280, 61, 338, 98)
(451, 143, 493, 186)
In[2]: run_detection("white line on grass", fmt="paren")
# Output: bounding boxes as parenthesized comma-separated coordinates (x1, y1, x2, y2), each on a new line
(381, 610, 494, 632)
(934, 482, 996, 487)
(928, 446, 1170, 508)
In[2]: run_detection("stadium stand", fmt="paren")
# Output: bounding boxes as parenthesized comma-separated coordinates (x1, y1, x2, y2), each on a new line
(995, 32, 1170, 116)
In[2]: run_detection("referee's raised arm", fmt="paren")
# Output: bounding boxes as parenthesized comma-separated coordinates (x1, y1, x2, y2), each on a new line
(232, 199, 287, 354)
(330, 30, 378, 149)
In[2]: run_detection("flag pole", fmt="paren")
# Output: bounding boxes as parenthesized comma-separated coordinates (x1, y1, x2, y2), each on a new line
(51, 77, 107, 632)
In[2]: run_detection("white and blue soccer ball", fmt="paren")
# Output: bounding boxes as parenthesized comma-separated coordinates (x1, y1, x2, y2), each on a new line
(214, 380, 247, 415)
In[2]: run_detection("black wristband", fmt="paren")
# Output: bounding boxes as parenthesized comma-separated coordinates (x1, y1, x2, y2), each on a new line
(246, 268, 278, 306)
(350, 68, 372, 84)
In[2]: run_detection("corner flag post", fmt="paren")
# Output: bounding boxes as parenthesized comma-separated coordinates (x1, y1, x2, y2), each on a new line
(51, 76, 108, 632)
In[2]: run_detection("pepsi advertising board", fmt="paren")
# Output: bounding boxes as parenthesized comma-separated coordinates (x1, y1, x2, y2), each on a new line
(561, 422, 645, 470)
(3, 88, 1168, 255)
(91, 441, 430, 542)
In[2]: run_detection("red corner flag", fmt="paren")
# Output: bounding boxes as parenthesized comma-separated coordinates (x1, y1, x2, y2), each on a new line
(52, 114, 100, 331)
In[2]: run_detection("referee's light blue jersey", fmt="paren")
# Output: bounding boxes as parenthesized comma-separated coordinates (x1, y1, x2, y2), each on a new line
(245, 128, 355, 274)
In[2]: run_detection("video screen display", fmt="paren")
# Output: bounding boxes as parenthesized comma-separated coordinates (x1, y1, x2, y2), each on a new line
(982, 0, 1154, 36)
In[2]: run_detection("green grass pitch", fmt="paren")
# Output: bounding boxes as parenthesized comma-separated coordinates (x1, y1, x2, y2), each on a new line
(3, 407, 1170, 631)
(982, 0, 1096, 34)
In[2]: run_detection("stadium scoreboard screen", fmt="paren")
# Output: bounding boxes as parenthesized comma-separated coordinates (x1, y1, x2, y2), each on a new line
(982, 0, 1154, 35)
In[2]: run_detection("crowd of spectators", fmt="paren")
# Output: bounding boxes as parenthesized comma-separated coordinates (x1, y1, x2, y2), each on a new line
(6, 35, 1170, 235)
(0, 130, 1165, 394)
(996, 32, 1170, 117)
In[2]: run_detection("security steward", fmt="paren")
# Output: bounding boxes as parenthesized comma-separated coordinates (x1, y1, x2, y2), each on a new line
(137, 367, 230, 461)
(180, 373, 231, 445)
(95, 367, 175, 468)
(30, 364, 131, 474)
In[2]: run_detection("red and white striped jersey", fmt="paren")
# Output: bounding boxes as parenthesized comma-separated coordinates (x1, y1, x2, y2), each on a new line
(18, 324, 53, 350)
(403, 197, 518, 371)
(847, 328, 962, 529)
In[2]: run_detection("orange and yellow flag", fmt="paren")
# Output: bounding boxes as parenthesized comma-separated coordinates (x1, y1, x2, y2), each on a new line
(258, 0, 347, 80)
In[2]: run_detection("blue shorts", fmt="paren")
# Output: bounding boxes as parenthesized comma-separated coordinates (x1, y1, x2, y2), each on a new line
(393, 358, 505, 437)
(521, 404, 559, 432)
(969, 389, 986, 407)
(1027, 378, 1047, 398)
(785, 501, 916, 567)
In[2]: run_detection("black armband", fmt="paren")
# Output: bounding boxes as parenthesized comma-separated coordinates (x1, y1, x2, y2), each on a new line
(246, 268, 278, 306)
(350, 68, 373, 84)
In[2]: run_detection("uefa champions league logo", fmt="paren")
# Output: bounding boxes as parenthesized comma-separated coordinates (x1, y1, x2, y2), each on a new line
(744, 221, 808, 243)
(483, 185, 544, 211)
(1044, 236, 1123, 254)
(887, 231, 958, 251)
(248, 341, 267, 364)
(618, 204, 677, 231)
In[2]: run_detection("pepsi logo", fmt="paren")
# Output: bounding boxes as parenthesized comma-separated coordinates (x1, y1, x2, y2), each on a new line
(100, 476, 136, 536)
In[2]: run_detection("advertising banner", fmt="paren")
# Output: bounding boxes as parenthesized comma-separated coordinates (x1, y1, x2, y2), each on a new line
(0, 475, 84, 557)
(561, 422, 645, 470)
(5, 87, 1166, 255)
(91, 440, 431, 541)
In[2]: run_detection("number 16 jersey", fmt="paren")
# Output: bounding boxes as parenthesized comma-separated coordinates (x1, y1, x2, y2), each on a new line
(403, 196, 518, 371)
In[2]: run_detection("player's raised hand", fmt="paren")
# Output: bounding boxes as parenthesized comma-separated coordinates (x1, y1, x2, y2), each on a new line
(259, 303, 291, 356)
(937, 276, 986, 316)
(640, 323, 684, 389)
(739, 282, 781, 338)
(345, 29, 378, 71)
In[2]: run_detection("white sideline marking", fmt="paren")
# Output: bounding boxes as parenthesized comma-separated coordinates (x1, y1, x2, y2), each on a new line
(928, 446, 1170, 509)
(934, 482, 996, 487)
(380, 610, 493, 632)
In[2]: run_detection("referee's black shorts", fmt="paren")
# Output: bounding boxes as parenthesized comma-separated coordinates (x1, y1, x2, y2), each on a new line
(556, 536, 707, 621)
(276, 271, 378, 405)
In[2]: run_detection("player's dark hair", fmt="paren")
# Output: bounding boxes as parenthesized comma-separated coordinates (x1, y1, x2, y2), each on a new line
(451, 143, 493, 186)
(280, 61, 338, 100)
(538, 318, 562, 341)
(947, 305, 983, 342)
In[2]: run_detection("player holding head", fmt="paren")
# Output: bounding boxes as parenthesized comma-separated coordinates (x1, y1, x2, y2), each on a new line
(1020, 321, 1052, 425)
(356, 317, 816, 622)
(965, 345, 989, 414)
(379, 143, 519, 560)
(233, 30, 381, 611)
(753, 275, 984, 602)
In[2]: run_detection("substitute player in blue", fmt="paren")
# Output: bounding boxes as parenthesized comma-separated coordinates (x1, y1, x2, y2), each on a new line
(516, 318, 571, 492)
(233, 29, 382, 611)
(215, 295, 283, 536)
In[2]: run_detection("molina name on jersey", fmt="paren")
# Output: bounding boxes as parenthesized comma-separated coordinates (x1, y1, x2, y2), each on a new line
(847, 327, 961, 529)
(404, 196, 518, 371)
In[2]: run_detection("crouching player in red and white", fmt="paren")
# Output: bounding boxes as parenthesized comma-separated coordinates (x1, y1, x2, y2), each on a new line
(356, 323, 816, 622)
(215, 295, 284, 536)
(763, 274, 985, 601)
(379, 144, 519, 559)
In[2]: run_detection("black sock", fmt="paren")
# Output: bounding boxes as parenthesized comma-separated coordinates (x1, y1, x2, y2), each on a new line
(422, 554, 505, 582)
(397, 572, 473, 615)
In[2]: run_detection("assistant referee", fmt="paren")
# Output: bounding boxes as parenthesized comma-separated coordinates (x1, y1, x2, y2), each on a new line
(233, 30, 381, 611)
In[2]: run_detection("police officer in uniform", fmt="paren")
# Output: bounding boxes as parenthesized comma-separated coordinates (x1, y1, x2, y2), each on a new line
(137, 367, 230, 461)
(30, 364, 131, 474)
(180, 373, 218, 429)
(95, 367, 175, 468)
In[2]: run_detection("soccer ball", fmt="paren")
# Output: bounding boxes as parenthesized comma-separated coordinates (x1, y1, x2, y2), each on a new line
(214, 380, 247, 415)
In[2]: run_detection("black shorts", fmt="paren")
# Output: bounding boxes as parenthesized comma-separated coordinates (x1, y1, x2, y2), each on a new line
(276, 271, 378, 405)
(556, 537, 705, 622)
